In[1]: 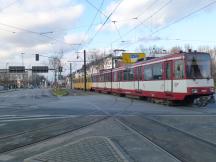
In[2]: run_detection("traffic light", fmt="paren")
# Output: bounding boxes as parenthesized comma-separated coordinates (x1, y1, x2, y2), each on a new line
(36, 54, 39, 61)
(58, 66, 63, 72)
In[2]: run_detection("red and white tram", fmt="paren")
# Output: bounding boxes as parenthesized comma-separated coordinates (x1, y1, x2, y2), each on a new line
(91, 51, 215, 106)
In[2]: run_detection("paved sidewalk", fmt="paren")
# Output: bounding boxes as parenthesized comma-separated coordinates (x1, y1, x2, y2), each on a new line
(24, 136, 128, 162)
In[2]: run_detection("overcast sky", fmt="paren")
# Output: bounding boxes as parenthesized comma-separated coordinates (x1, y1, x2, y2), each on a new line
(0, 0, 216, 77)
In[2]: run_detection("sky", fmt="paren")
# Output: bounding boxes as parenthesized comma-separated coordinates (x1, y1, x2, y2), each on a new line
(0, 0, 216, 79)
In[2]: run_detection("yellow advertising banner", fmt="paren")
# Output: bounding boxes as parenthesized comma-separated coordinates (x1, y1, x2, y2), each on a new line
(122, 53, 146, 64)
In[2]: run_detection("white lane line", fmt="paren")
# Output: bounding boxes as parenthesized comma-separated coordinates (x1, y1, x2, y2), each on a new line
(0, 115, 106, 122)
(0, 116, 79, 122)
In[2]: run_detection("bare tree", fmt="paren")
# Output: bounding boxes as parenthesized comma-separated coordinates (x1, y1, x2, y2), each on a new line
(170, 46, 182, 54)
(87, 49, 107, 62)
(49, 50, 64, 86)
(184, 44, 193, 52)
(139, 45, 165, 56)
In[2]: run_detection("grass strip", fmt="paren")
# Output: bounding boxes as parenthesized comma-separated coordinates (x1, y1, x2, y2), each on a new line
(52, 88, 69, 96)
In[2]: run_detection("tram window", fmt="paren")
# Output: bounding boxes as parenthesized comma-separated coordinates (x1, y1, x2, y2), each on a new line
(118, 71, 122, 81)
(153, 63, 162, 80)
(129, 68, 134, 81)
(166, 63, 171, 80)
(124, 70, 128, 81)
(108, 73, 111, 82)
(175, 60, 185, 79)
(144, 66, 153, 80)
(106, 73, 109, 82)
(137, 66, 142, 80)
(114, 72, 117, 82)
(100, 75, 104, 82)
(103, 74, 105, 82)
(105, 74, 107, 82)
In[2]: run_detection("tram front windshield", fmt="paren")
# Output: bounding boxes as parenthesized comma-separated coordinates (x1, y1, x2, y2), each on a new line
(186, 53, 211, 79)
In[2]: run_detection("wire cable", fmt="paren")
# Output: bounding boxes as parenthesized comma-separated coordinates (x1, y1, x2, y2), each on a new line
(0, 22, 80, 47)
(151, 0, 216, 35)
(121, 0, 216, 49)
(85, 0, 107, 18)
(82, 0, 105, 45)
(112, 20, 123, 41)
(110, 0, 172, 45)
(0, 28, 16, 34)
(84, 0, 124, 48)
(0, 0, 19, 12)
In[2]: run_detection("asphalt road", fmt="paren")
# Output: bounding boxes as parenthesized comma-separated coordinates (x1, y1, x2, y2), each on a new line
(0, 89, 216, 162)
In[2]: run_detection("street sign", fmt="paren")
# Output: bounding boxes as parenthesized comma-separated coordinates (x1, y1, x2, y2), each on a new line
(32, 66, 48, 73)
(9, 66, 25, 73)
(122, 53, 146, 64)
(35, 54, 39, 61)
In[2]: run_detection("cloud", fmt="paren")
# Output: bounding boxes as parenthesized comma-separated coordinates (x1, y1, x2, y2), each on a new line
(99, 0, 215, 30)
(0, 0, 84, 68)
(64, 33, 88, 45)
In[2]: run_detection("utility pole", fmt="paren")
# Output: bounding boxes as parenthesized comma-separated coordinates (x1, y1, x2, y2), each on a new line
(21, 53, 24, 88)
(21, 53, 24, 66)
(111, 54, 114, 92)
(5, 63, 9, 89)
(70, 63, 72, 89)
(84, 50, 87, 91)
(54, 70, 57, 86)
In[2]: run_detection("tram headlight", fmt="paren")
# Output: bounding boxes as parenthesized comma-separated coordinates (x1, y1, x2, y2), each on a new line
(210, 87, 215, 93)
(192, 88, 198, 94)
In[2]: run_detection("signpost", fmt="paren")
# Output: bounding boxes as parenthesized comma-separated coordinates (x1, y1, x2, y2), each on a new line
(32, 66, 49, 73)
(9, 66, 25, 73)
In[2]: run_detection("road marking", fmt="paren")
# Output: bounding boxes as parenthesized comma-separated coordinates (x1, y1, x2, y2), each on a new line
(0, 115, 107, 122)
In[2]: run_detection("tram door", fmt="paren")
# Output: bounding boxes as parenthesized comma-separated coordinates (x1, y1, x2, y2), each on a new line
(164, 61, 173, 93)
(135, 66, 142, 91)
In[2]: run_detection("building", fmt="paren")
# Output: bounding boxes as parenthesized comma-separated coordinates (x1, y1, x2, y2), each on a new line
(75, 54, 122, 76)
(0, 69, 29, 88)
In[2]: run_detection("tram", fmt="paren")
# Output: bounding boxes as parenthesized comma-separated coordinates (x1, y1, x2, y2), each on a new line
(74, 51, 215, 106)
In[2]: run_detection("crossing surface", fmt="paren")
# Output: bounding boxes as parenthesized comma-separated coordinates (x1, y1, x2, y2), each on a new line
(0, 89, 216, 162)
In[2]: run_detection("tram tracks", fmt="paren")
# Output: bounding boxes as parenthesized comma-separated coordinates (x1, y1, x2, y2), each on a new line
(0, 115, 109, 154)
(88, 102, 183, 161)
(118, 115, 216, 162)
(1, 93, 215, 162)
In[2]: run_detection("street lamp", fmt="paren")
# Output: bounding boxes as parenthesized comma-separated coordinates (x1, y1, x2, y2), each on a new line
(5, 63, 9, 89)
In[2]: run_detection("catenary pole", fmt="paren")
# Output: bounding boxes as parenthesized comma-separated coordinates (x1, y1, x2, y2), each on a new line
(84, 50, 87, 91)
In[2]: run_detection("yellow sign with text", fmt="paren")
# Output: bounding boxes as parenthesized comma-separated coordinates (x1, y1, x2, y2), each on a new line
(122, 53, 146, 64)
